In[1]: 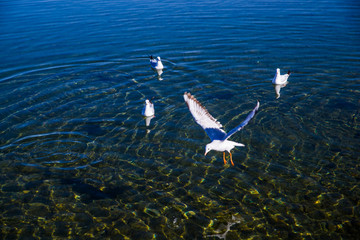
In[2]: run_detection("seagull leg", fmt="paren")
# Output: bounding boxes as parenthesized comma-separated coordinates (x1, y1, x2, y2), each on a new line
(229, 152, 234, 166)
(223, 152, 227, 165)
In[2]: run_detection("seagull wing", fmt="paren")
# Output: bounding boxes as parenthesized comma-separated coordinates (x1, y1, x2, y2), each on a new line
(150, 58, 157, 68)
(223, 101, 260, 140)
(281, 74, 290, 83)
(184, 92, 227, 141)
(272, 73, 278, 84)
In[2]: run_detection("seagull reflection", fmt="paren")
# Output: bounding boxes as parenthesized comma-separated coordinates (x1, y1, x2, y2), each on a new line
(144, 116, 155, 133)
(155, 69, 163, 80)
(273, 82, 288, 99)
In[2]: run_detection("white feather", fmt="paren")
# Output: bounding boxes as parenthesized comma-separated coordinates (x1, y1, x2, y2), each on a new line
(183, 92, 223, 130)
(272, 68, 290, 85)
(142, 99, 154, 117)
(150, 56, 164, 70)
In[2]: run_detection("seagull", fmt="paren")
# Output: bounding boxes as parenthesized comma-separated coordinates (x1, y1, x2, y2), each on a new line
(142, 99, 155, 127)
(142, 99, 155, 117)
(149, 55, 164, 79)
(272, 68, 291, 85)
(150, 56, 164, 70)
(184, 92, 259, 166)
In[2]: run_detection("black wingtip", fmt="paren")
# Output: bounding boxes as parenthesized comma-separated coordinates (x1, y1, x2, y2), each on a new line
(288, 70, 291, 75)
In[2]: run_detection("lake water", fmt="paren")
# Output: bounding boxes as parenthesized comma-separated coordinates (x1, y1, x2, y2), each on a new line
(1, 0, 359, 239)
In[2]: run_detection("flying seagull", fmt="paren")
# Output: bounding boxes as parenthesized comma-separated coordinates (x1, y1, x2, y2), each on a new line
(184, 92, 259, 166)
(272, 68, 291, 85)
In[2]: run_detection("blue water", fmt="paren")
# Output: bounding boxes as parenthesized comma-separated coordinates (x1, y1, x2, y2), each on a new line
(1, 0, 360, 239)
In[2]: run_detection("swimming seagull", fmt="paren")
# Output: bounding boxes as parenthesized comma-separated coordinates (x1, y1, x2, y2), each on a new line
(184, 92, 259, 166)
(150, 55, 164, 78)
(272, 68, 291, 85)
(150, 56, 164, 70)
(142, 99, 155, 126)
(142, 99, 155, 117)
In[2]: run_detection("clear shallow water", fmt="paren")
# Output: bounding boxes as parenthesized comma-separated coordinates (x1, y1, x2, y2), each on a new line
(1, 0, 359, 239)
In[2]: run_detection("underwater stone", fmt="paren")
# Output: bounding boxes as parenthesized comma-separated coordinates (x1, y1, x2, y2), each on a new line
(89, 206, 110, 218)
(144, 207, 161, 217)
(309, 210, 326, 220)
(54, 221, 69, 238)
(4, 207, 23, 217)
(27, 203, 50, 217)
(2, 183, 23, 192)
(74, 213, 93, 226)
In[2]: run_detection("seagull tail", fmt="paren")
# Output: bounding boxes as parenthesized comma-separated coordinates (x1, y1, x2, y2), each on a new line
(234, 142, 245, 147)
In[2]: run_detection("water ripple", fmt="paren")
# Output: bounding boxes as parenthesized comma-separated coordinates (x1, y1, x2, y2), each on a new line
(0, 131, 100, 170)
(0, 0, 360, 239)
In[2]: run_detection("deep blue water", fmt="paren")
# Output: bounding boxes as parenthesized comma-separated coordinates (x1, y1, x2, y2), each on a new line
(1, 0, 360, 239)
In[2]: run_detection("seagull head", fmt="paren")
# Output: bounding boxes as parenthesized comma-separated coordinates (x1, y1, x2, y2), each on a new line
(276, 68, 280, 74)
(204, 144, 212, 156)
(157, 56, 161, 61)
(145, 99, 151, 105)
(205, 142, 218, 156)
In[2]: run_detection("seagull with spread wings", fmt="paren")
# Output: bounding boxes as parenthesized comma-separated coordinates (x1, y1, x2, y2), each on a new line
(184, 92, 259, 166)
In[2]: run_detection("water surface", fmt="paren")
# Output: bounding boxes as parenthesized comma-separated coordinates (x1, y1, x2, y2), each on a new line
(1, 0, 360, 239)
